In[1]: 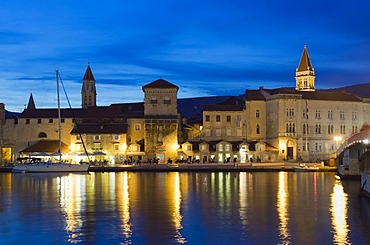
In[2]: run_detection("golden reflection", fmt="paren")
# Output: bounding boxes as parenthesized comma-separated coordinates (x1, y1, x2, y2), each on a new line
(277, 171, 290, 244)
(239, 172, 248, 226)
(330, 180, 349, 245)
(58, 174, 84, 242)
(117, 172, 132, 238)
(173, 172, 186, 244)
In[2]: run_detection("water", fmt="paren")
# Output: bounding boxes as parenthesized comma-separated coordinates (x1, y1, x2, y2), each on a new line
(0, 172, 370, 245)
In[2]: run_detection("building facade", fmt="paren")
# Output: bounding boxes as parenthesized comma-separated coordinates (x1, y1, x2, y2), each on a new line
(1, 46, 370, 165)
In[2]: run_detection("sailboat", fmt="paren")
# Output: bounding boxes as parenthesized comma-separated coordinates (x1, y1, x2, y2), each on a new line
(12, 71, 89, 173)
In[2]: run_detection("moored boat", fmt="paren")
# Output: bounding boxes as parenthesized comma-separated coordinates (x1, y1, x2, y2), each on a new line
(293, 164, 319, 172)
(12, 70, 89, 174)
(12, 162, 89, 173)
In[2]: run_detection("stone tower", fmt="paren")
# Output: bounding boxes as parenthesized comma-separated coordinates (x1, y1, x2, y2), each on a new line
(142, 78, 179, 162)
(81, 64, 96, 108)
(295, 45, 315, 91)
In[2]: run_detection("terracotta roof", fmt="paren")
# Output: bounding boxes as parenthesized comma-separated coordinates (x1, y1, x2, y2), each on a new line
(246, 90, 266, 101)
(20, 140, 69, 153)
(83, 65, 95, 81)
(203, 96, 244, 111)
(142, 78, 179, 91)
(70, 123, 128, 134)
(259, 88, 362, 102)
(19, 108, 83, 118)
(297, 45, 314, 72)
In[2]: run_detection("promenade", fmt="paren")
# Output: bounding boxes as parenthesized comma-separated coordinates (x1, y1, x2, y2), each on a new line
(0, 162, 337, 173)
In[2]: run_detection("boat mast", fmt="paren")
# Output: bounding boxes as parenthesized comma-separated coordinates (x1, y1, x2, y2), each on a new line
(56, 70, 62, 162)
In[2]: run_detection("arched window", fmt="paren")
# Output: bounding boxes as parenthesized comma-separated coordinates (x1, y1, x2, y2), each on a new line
(38, 132, 47, 138)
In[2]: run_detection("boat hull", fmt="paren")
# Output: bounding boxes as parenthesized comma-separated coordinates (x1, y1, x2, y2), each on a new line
(12, 163, 89, 173)
(293, 166, 319, 172)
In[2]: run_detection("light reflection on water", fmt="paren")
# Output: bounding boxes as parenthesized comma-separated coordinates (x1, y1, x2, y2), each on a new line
(331, 180, 350, 245)
(277, 171, 290, 245)
(1, 172, 370, 244)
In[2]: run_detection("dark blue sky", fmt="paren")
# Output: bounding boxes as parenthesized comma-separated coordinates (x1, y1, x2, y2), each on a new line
(1, 0, 369, 111)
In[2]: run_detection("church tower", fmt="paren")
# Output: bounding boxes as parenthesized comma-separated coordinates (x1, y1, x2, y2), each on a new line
(295, 45, 315, 91)
(81, 64, 97, 108)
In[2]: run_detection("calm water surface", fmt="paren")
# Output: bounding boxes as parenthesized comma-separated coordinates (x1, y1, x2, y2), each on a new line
(0, 172, 370, 244)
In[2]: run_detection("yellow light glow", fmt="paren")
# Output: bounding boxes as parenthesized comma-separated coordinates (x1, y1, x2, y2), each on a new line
(330, 181, 349, 244)
(334, 136, 342, 142)
(277, 171, 290, 243)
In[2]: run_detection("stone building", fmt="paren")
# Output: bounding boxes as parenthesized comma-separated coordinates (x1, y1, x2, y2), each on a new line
(1, 46, 370, 165)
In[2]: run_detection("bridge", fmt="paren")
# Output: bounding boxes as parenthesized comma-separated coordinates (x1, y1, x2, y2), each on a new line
(336, 129, 370, 195)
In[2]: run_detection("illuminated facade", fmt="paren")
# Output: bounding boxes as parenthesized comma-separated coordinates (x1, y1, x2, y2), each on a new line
(1, 46, 370, 164)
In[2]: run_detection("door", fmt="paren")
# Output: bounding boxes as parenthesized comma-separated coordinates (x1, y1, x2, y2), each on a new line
(287, 147, 293, 160)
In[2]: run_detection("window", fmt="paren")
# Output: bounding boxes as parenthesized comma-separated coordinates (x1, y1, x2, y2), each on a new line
(26, 119, 30, 124)
(216, 129, 221, 136)
(236, 115, 242, 127)
(303, 124, 309, 135)
(94, 135, 100, 141)
(38, 132, 47, 138)
(328, 111, 333, 120)
(352, 125, 358, 134)
(286, 123, 295, 133)
(49, 119, 53, 123)
(303, 143, 309, 151)
(134, 124, 141, 131)
(37, 119, 42, 124)
(113, 135, 120, 140)
(200, 145, 206, 151)
(61, 118, 65, 123)
(150, 97, 157, 104)
(256, 109, 260, 118)
(205, 115, 210, 122)
(352, 111, 357, 120)
(164, 97, 171, 104)
(256, 124, 260, 134)
(218, 144, 223, 151)
(216, 115, 221, 122)
(328, 124, 334, 135)
(315, 143, 322, 152)
(186, 145, 192, 151)
(226, 128, 231, 136)
(286, 109, 294, 117)
(76, 135, 81, 140)
(225, 144, 230, 151)
(226, 115, 231, 122)
(315, 110, 321, 119)
(340, 111, 345, 120)
(315, 124, 321, 134)
(303, 109, 308, 119)
(205, 129, 211, 137)
(340, 124, 346, 134)
(114, 144, 119, 151)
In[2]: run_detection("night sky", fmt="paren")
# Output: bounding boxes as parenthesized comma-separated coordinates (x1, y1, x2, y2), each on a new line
(1, 0, 369, 111)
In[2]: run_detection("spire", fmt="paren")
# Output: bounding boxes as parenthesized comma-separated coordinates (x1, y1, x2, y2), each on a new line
(83, 64, 95, 81)
(297, 45, 314, 72)
(27, 93, 36, 110)
(81, 64, 97, 108)
(295, 45, 315, 91)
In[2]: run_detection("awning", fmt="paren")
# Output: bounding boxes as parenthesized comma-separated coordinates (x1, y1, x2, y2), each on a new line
(20, 140, 70, 154)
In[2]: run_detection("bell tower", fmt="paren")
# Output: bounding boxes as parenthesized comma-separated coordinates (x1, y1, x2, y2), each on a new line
(81, 64, 96, 108)
(295, 45, 315, 91)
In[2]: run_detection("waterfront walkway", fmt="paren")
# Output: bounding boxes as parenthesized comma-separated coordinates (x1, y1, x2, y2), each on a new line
(0, 162, 337, 172)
